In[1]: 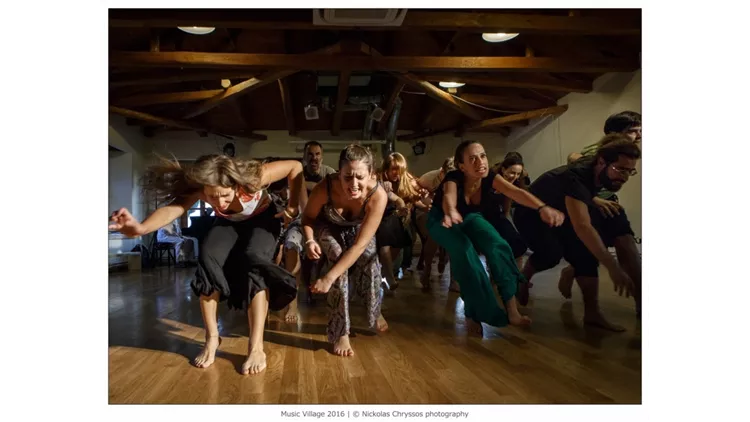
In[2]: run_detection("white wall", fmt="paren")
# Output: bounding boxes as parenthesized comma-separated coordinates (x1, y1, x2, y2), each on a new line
(108, 115, 149, 253)
(397, 132, 508, 177)
(505, 70, 642, 237)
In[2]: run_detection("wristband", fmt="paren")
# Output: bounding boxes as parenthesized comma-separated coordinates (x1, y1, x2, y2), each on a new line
(537, 204, 548, 213)
(305, 239, 317, 245)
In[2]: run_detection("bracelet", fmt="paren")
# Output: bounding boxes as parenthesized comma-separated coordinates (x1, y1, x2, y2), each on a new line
(284, 209, 296, 219)
(537, 204, 548, 213)
(305, 239, 317, 245)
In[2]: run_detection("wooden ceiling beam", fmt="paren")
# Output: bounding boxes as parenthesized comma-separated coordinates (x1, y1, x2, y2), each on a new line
(418, 73, 591, 93)
(114, 89, 225, 107)
(109, 106, 267, 140)
(110, 71, 258, 87)
(360, 42, 482, 121)
(109, 10, 640, 35)
(331, 71, 352, 136)
(110, 52, 639, 73)
(458, 93, 555, 111)
(180, 42, 342, 120)
(464, 105, 569, 132)
(277, 78, 296, 136)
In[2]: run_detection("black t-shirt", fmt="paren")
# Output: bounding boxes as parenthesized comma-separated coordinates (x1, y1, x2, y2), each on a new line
(527, 156, 600, 214)
(434, 169, 498, 216)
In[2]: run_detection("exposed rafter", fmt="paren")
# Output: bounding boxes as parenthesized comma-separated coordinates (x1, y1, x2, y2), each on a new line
(418, 74, 592, 93)
(463, 105, 569, 132)
(331, 71, 352, 136)
(277, 78, 296, 136)
(114, 89, 225, 107)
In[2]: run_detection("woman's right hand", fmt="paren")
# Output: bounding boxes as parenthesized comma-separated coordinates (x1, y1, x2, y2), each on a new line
(109, 208, 145, 238)
(305, 240, 322, 260)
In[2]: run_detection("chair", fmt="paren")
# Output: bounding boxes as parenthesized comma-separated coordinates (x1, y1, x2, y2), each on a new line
(149, 233, 176, 267)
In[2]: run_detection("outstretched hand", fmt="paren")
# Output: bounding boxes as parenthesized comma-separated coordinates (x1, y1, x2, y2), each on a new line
(109, 208, 144, 238)
(441, 208, 463, 228)
(305, 240, 322, 260)
(539, 206, 565, 227)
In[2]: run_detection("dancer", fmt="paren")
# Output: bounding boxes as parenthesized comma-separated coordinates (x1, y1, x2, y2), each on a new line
(513, 135, 640, 331)
(427, 140, 565, 335)
(485, 154, 529, 270)
(302, 144, 388, 357)
(416, 157, 456, 291)
(376, 152, 428, 290)
(109, 154, 306, 375)
(559, 111, 642, 317)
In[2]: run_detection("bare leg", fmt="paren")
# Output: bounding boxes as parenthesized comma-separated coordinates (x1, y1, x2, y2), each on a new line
(379, 246, 400, 291)
(466, 319, 483, 337)
(517, 261, 537, 306)
(576, 276, 625, 332)
(558, 264, 575, 299)
(613, 235, 642, 318)
(420, 237, 439, 290)
(504, 296, 532, 327)
(283, 249, 301, 323)
(448, 267, 460, 293)
(241, 290, 269, 375)
(193, 291, 221, 368)
(515, 256, 525, 271)
(437, 247, 447, 274)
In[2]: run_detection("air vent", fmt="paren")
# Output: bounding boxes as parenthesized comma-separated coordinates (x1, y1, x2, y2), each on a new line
(371, 107, 386, 122)
(304, 105, 320, 120)
(313, 9, 408, 27)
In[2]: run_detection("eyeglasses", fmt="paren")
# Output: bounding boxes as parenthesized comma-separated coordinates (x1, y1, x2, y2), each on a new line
(611, 165, 638, 177)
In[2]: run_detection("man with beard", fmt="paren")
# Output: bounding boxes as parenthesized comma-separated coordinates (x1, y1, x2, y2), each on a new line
(563, 111, 642, 318)
(302, 141, 336, 194)
(513, 136, 640, 331)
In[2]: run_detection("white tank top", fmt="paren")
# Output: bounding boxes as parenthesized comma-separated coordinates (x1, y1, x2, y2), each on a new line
(213, 187, 271, 222)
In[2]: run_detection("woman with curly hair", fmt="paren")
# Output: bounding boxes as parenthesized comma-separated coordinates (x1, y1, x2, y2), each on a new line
(109, 154, 306, 375)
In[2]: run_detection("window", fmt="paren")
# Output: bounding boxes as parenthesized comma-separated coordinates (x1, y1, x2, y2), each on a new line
(186, 200, 213, 228)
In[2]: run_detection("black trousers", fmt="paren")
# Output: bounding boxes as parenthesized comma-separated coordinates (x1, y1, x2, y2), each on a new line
(592, 194, 635, 247)
(513, 207, 600, 278)
(191, 205, 297, 312)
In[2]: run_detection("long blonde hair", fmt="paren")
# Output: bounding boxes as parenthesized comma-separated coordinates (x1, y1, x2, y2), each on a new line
(141, 154, 265, 205)
(380, 152, 420, 203)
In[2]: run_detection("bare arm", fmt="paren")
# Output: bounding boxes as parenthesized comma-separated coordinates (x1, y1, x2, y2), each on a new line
(502, 195, 513, 218)
(140, 195, 198, 234)
(565, 196, 618, 270)
(301, 180, 328, 245)
(492, 174, 545, 210)
(323, 186, 387, 282)
(262, 160, 307, 214)
(441, 181, 459, 215)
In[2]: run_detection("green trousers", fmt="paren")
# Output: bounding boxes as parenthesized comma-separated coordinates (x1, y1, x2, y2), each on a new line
(427, 208, 526, 327)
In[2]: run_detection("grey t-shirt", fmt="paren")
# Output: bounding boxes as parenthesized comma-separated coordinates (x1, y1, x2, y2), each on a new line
(303, 164, 336, 194)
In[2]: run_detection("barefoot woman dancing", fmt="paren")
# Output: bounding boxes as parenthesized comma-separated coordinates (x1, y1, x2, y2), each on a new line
(302, 145, 388, 356)
(109, 154, 306, 375)
(427, 141, 565, 336)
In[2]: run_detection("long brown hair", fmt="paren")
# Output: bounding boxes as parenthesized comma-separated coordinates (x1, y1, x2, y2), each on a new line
(380, 152, 421, 203)
(141, 154, 265, 205)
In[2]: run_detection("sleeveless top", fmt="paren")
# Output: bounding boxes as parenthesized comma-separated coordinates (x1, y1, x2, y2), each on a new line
(320, 174, 380, 228)
(212, 186, 271, 222)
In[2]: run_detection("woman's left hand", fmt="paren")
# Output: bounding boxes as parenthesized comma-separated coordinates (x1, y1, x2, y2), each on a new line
(539, 206, 565, 227)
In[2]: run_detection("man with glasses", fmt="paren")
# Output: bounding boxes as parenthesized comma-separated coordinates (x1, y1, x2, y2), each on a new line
(513, 136, 641, 331)
(563, 111, 643, 320)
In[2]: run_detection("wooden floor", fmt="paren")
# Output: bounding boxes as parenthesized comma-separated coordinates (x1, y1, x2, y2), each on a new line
(109, 260, 641, 404)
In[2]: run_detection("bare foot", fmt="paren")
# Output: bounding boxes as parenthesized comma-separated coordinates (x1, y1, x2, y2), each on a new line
(241, 348, 267, 375)
(193, 336, 221, 369)
(284, 299, 299, 323)
(467, 319, 483, 337)
(437, 261, 446, 274)
(333, 335, 354, 357)
(420, 275, 432, 292)
(376, 314, 389, 332)
(508, 310, 532, 327)
(558, 265, 575, 299)
(584, 312, 626, 332)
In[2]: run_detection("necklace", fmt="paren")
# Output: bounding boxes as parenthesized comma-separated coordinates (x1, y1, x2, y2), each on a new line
(465, 179, 481, 197)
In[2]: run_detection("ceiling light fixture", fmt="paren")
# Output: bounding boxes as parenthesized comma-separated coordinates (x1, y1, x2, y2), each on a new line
(177, 26, 216, 35)
(481, 33, 519, 43)
(438, 81, 466, 89)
